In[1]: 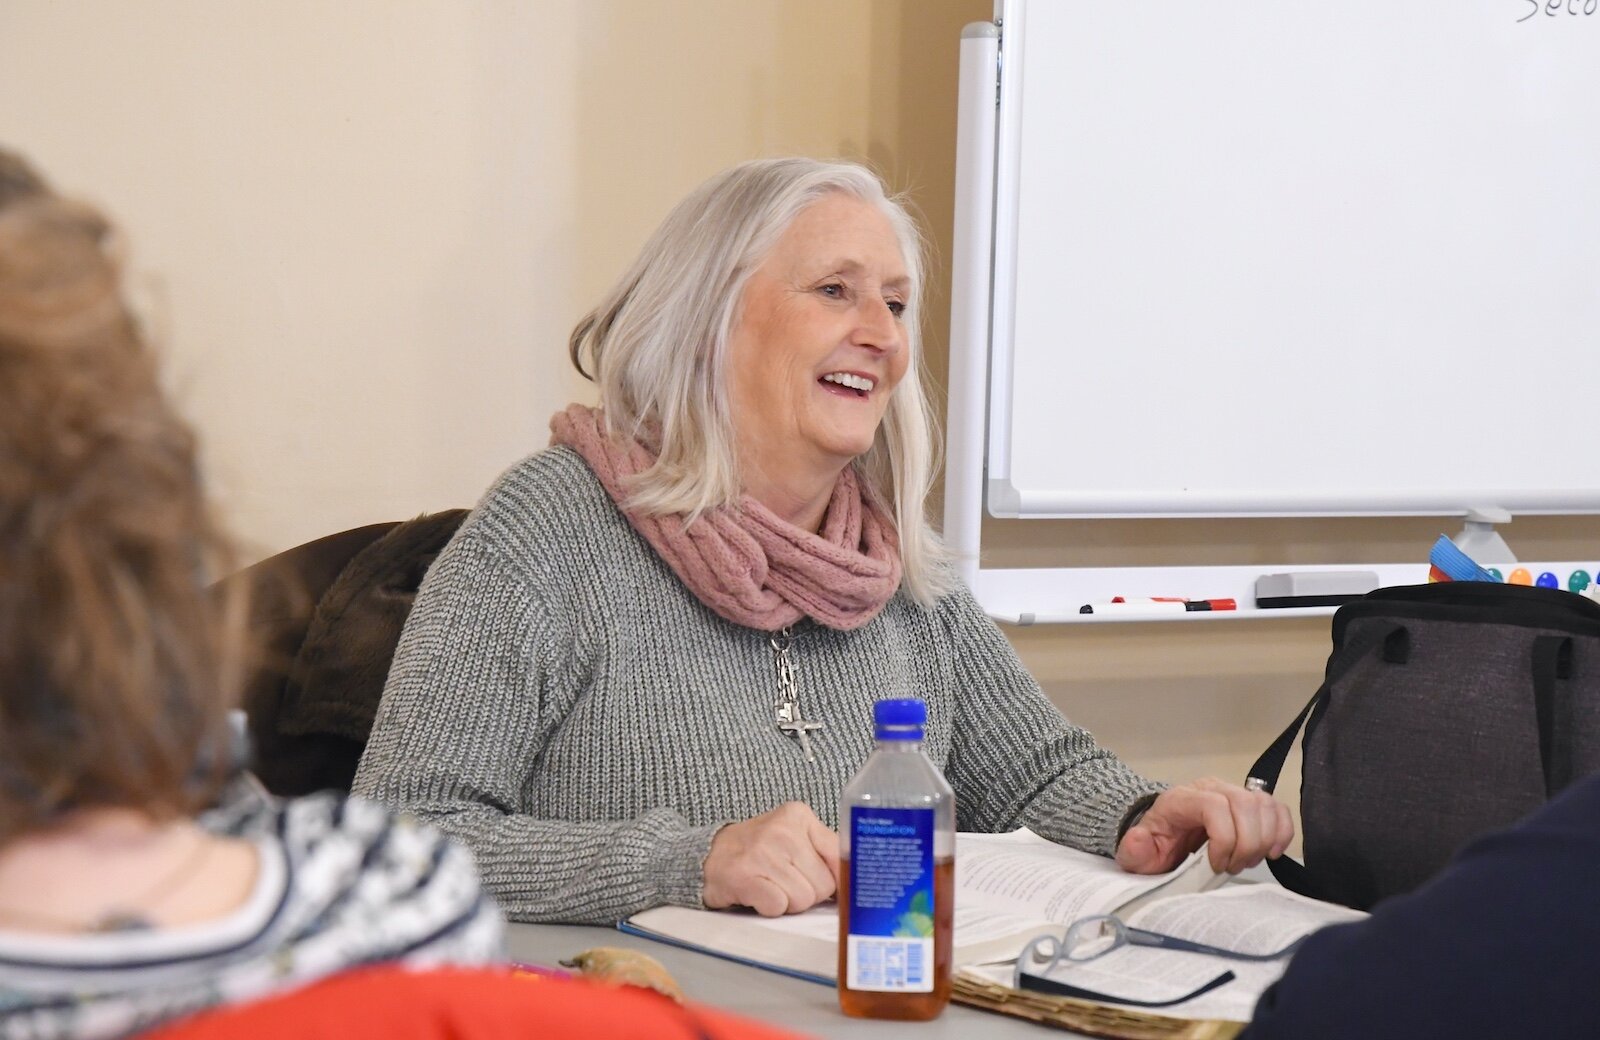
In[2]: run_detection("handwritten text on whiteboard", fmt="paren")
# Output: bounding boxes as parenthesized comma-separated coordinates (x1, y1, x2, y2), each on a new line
(1520, 0, 1599, 21)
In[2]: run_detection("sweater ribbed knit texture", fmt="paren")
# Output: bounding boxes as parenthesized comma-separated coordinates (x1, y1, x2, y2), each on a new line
(353, 446, 1163, 925)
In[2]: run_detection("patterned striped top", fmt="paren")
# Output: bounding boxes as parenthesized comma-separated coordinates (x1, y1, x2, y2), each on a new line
(0, 792, 503, 1040)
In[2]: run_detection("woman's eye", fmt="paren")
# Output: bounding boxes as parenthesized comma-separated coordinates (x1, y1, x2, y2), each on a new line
(818, 283, 845, 299)
(886, 299, 906, 318)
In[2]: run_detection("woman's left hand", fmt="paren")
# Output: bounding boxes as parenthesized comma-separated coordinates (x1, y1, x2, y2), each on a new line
(1114, 776, 1294, 876)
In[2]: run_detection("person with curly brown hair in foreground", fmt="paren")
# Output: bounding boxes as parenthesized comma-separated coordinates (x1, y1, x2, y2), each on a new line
(0, 148, 813, 1040)
(0, 150, 503, 1039)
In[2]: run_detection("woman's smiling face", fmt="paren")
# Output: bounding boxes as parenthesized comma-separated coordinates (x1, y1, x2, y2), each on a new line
(726, 193, 911, 492)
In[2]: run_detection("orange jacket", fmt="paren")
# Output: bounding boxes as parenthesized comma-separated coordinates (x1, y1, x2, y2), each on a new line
(141, 965, 811, 1040)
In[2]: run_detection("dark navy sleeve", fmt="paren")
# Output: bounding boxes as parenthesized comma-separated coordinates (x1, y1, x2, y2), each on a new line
(1241, 772, 1600, 1040)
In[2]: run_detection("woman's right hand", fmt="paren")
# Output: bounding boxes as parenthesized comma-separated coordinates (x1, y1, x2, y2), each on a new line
(702, 801, 840, 916)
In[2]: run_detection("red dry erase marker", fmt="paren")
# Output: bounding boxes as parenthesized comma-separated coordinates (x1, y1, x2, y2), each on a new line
(1184, 599, 1237, 612)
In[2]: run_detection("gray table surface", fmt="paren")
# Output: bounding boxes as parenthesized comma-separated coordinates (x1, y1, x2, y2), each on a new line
(505, 922, 1082, 1039)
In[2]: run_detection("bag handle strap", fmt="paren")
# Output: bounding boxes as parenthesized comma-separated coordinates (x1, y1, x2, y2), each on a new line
(1531, 635, 1575, 798)
(1246, 620, 1406, 899)
(1247, 621, 1407, 794)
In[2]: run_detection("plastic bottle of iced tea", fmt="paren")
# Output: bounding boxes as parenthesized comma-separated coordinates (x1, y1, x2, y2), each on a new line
(837, 698, 955, 1020)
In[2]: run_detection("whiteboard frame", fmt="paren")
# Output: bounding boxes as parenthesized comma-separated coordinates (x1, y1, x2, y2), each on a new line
(941, 7, 1596, 624)
(975, 0, 1600, 522)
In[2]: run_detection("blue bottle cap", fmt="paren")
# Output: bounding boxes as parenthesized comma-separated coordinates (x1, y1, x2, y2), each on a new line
(1536, 571, 1560, 589)
(874, 698, 926, 741)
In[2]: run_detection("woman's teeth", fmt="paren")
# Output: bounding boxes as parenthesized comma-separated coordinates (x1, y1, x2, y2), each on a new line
(821, 372, 874, 393)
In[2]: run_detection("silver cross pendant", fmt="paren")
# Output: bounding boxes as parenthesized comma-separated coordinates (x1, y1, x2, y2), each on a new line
(776, 702, 824, 764)
(771, 627, 823, 763)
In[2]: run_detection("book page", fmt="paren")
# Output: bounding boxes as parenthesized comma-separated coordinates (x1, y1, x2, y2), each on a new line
(697, 901, 1053, 948)
(965, 951, 1285, 1023)
(624, 900, 1057, 980)
(1125, 884, 1366, 956)
(967, 879, 1370, 1022)
(624, 905, 840, 980)
(956, 829, 1212, 924)
(622, 832, 1255, 981)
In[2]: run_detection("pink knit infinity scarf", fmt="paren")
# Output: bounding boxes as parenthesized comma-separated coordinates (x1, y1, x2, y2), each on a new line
(550, 404, 902, 631)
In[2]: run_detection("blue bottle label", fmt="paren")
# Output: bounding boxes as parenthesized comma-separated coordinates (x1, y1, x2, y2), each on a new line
(845, 806, 934, 993)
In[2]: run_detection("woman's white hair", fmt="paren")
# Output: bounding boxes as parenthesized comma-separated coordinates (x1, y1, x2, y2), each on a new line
(569, 157, 952, 606)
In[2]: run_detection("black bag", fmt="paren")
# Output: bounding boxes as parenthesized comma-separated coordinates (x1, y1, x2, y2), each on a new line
(1248, 581, 1600, 911)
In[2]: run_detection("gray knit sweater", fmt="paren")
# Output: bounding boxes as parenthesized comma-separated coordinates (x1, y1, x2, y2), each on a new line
(353, 446, 1163, 925)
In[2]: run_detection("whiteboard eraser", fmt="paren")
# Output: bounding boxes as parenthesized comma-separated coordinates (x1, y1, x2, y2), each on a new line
(1255, 570, 1380, 608)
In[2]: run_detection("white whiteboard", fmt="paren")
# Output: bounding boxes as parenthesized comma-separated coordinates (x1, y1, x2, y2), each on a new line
(987, 0, 1600, 519)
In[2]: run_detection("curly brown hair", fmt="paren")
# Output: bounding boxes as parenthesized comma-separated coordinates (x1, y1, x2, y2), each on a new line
(0, 150, 246, 843)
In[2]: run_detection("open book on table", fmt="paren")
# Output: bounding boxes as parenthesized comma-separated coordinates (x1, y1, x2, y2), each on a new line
(620, 828, 1365, 1022)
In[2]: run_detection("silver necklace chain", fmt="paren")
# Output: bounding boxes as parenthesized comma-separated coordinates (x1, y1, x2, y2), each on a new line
(770, 626, 822, 763)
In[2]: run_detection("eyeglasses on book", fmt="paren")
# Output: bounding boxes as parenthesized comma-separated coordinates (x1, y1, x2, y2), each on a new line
(1013, 913, 1305, 1009)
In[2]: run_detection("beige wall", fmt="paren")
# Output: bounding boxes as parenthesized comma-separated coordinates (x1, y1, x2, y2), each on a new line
(4, 1, 1595, 812)
(0, 0, 919, 555)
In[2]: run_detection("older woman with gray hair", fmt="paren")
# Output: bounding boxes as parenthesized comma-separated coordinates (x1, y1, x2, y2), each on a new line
(352, 157, 1292, 924)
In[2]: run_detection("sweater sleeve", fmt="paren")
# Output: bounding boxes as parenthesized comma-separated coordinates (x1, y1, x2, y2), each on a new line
(938, 587, 1166, 856)
(351, 528, 719, 925)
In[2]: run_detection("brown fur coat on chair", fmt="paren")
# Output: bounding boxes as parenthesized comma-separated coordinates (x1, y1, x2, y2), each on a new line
(224, 510, 468, 796)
